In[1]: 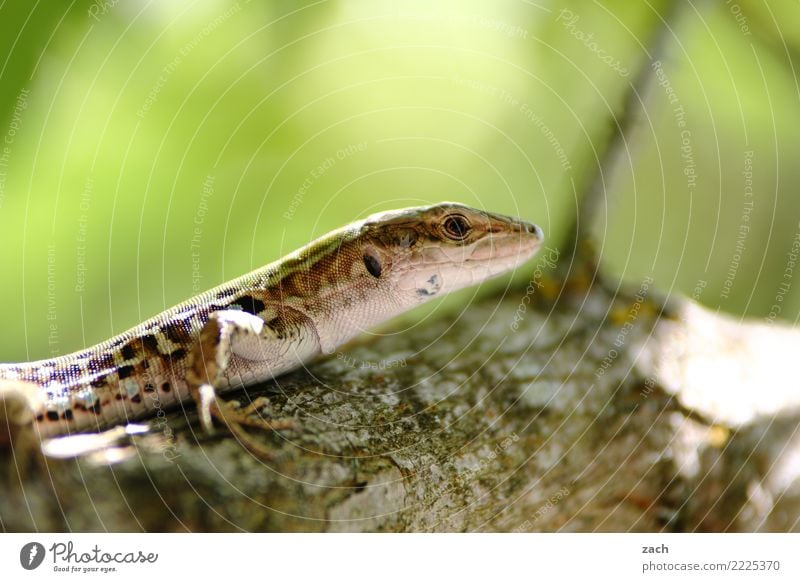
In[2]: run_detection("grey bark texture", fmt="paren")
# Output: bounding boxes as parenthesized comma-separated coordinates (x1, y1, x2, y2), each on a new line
(2, 263, 799, 532)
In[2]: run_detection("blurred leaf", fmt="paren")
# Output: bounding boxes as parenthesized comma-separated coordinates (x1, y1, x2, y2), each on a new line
(0, 0, 797, 361)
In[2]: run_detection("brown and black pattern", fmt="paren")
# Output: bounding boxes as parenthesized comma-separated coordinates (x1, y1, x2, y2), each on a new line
(0, 202, 542, 437)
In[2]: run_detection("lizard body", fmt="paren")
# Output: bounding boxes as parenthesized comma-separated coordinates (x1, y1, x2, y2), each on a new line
(0, 203, 543, 440)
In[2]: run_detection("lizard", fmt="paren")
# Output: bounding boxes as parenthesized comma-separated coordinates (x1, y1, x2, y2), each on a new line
(0, 202, 543, 456)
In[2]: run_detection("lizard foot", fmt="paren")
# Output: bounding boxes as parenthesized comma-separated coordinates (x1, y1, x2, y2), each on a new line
(186, 310, 301, 461)
(193, 383, 295, 461)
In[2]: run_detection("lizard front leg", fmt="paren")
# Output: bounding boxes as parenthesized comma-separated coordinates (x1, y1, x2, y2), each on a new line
(186, 307, 314, 455)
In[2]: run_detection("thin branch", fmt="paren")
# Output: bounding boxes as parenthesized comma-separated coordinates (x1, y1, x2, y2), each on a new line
(565, 0, 692, 264)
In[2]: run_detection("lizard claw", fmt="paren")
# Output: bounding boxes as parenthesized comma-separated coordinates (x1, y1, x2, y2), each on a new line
(196, 383, 217, 434)
(191, 382, 293, 461)
(209, 397, 280, 461)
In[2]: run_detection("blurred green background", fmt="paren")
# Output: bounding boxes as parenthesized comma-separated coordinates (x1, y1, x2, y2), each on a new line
(0, 0, 798, 362)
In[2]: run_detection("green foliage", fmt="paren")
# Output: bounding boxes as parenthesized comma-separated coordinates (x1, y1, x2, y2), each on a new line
(0, 0, 797, 361)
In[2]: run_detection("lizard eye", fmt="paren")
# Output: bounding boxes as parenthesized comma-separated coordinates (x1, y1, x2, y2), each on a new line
(442, 214, 471, 241)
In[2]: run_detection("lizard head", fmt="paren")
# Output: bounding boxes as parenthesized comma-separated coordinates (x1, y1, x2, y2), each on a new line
(359, 202, 544, 303)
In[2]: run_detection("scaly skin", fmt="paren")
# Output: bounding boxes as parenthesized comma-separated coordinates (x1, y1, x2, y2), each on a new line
(0, 203, 543, 439)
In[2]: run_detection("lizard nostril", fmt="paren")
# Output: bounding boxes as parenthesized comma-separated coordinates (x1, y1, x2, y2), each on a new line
(523, 222, 543, 240)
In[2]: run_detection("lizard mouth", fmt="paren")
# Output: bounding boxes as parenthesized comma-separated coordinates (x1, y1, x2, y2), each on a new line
(395, 219, 544, 271)
(470, 221, 544, 263)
